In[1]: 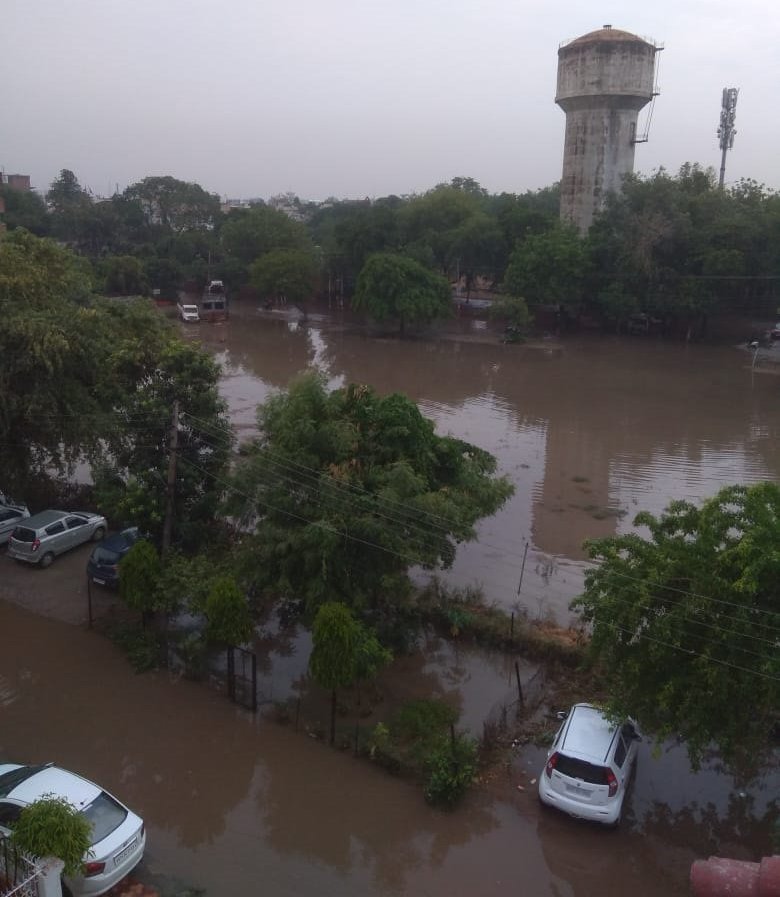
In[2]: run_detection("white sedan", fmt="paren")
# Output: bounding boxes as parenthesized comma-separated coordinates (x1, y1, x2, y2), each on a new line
(0, 762, 146, 896)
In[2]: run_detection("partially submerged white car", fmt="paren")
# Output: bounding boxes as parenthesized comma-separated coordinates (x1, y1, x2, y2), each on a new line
(0, 762, 146, 896)
(538, 703, 641, 826)
(177, 302, 200, 323)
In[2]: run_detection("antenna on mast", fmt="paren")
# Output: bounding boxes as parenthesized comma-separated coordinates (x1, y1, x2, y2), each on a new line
(717, 87, 739, 189)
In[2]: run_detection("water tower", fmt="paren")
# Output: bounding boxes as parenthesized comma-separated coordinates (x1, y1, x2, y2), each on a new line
(556, 25, 659, 232)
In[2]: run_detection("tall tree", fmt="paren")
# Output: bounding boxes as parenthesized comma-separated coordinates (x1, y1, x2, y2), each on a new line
(123, 176, 220, 234)
(0, 230, 99, 484)
(353, 252, 451, 335)
(226, 373, 513, 618)
(46, 168, 94, 244)
(0, 184, 49, 235)
(502, 224, 587, 309)
(250, 247, 319, 309)
(573, 482, 780, 771)
(94, 340, 231, 552)
(220, 205, 310, 268)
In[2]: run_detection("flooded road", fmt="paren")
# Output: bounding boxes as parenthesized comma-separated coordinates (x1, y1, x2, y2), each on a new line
(1, 600, 776, 897)
(2, 308, 776, 896)
(191, 306, 780, 622)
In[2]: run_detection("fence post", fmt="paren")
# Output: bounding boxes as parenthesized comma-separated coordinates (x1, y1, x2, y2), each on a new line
(515, 661, 524, 708)
(251, 651, 257, 712)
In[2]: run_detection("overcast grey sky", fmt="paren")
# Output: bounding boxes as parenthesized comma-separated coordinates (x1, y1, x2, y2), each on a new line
(3, 0, 778, 201)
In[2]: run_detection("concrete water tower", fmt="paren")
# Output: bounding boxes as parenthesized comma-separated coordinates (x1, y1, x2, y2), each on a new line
(556, 25, 659, 232)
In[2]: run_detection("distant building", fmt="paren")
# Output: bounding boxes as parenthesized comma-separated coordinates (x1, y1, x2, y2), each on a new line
(555, 26, 660, 233)
(1, 173, 32, 191)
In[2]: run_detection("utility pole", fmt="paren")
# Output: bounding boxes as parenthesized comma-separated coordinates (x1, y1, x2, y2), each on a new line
(717, 87, 739, 189)
(162, 400, 179, 555)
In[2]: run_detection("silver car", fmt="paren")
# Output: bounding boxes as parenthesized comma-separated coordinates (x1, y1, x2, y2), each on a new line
(0, 502, 30, 546)
(7, 510, 107, 568)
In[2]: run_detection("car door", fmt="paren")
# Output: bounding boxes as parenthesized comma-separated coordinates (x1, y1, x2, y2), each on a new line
(0, 509, 24, 544)
(64, 514, 88, 549)
(612, 732, 631, 789)
(43, 519, 67, 554)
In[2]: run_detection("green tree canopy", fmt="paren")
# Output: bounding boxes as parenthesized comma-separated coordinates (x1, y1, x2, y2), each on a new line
(0, 185, 49, 235)
(205, 575, 253, 646)
(0, 230, 101, 483)
(573, 482, 780, 771)
(502, 224, 587, 308)
(122, 176, 220, 234)
(353, 252, 451, 335)
(250, 247, 319, 307)
(94, 339, 231, 552)
(226, 373, 513, 618)
(220, 204, 310, 267)
(119, 541, 162, 622)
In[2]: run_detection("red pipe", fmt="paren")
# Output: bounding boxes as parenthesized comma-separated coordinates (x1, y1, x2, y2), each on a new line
(690, 856, 780, 897)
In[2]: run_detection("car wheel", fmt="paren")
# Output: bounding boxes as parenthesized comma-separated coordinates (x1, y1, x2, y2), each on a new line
(92, 526, 106, 542)
(39, 552, 55, 569)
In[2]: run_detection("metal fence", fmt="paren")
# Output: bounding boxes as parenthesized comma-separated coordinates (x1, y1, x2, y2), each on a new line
(0, 838, 42, 897)
(227, 645, 258, 712)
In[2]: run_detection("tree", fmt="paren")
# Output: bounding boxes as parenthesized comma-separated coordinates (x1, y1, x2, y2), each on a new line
(573, 483, 780, 771)
(102, 255, 148, 295)
(46, 169, 94, 244)
(0, 184, 49, 234)
(94, 339, 231, 552)
(226, 373, 513, 619)
(122, 176, 220, 234)
(205, 575, 253, 647)
(502, 224, 587, 309)
(353, 252, 451, 335)
(309, 602, 391, 744)
(0, 230, 100, 485)
(119, 541, 162, 625)
(489, 294, 532, 340)
(11, 796, 92, 877)
(220, 205, 310, 268)
(250, 247, 319, 310)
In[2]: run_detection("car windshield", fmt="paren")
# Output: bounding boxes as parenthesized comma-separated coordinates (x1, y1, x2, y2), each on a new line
(11, 527, 36, 542)
(91, 546, 121, 565)
(82, 792, 128, 845)
(0, 764, 51, 798)
(554, 755, 610, 785)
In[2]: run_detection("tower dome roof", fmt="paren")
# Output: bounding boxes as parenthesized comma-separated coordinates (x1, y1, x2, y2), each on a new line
(564, 26, 650, 48)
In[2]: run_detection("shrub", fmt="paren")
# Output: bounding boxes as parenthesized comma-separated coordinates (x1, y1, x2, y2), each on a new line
(423, 734, 479, 808)
(11, 795, 92, 876)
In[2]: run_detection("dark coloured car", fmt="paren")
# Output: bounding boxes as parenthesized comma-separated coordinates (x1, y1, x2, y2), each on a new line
(86, 527, 142, 588)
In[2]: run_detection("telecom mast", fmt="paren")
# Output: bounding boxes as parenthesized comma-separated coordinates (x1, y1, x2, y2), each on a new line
(717, 88, 738, 189)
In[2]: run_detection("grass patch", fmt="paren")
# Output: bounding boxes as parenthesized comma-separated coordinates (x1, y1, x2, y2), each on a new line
(105, 622, 165, 672)
(414, 578, 585, 666)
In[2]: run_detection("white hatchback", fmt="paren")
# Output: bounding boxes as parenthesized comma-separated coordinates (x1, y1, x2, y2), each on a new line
(0, 762, 146, 896)
(538, 703, 641, 826)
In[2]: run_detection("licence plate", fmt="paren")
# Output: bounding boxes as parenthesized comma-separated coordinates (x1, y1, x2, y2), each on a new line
(93, 578, 106, 586)
(114, 838, 138, 866)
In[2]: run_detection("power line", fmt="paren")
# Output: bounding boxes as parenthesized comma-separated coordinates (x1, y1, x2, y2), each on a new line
(608, 623, 779, 683)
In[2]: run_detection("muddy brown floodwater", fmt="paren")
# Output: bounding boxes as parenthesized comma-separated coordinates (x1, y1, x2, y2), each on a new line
(2, 306, 777, 896)
(2, 600, 777, 897)
(190, 302, 780, 623)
